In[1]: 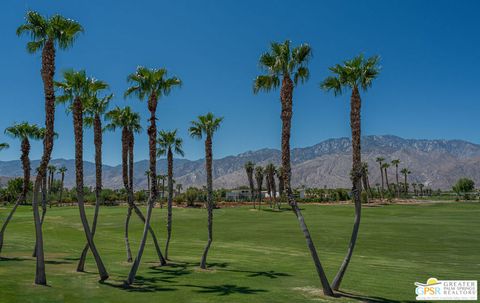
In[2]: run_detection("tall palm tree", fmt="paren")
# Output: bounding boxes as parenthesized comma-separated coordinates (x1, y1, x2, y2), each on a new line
(106, 107, 167, 265)
(401, 168, 411, 194)
(376, 157, 385, 199)
(55, 69, 109, 281)
(189, 113, 223, 269)
(124, 67, 181, 284)
(244, 161, 256, 208)
(276, 167, 285, 197)
(361, 162, 372, 198)
(76, 91, 112, 272)
(47, 164, 57, 194)
(157, 174, 167, 201)
(265, 163, 278, 209)
(176, 183, 183, 196)
(254, 166, 264, 207)
(382, 163, 391, 192)
(17, 11, 83, 285)
(157, 129, 184, 260)
(321, 54, 380, 291)
(58, 166, 67, 203)
(0, 123, 43, 255)
(418, 183, 424, 197)
(144, 170, 151, 193)
(391, 159, 400, 197)
(254, 40, 333, 296)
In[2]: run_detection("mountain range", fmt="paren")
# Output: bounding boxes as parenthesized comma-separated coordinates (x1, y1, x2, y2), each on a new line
(1, 135, 479, 190)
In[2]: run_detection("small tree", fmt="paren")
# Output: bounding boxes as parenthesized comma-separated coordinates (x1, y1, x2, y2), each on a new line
(452, 178, 475, 200)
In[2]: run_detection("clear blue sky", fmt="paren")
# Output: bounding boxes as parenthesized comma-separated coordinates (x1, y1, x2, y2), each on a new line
(1, 0, 479, 165)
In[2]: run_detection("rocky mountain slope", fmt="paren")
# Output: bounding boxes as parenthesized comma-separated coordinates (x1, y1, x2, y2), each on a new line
(1, 135, 479, 190)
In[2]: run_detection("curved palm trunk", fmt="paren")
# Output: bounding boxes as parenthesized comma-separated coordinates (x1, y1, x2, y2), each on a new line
(126, 94, 160, 285)
(200, 135, 213, 269)
(332, 86, 362, 291)
(77, 115, 103, 272)
(72, 97, 108, 281)
(33, 171, 48, 257)
(165, 148, 174, 260)
(0, 139, 31, 254)
(121, 128, 133, 262)
(280, 75, 333, 296)
(31, 38, 57, 285)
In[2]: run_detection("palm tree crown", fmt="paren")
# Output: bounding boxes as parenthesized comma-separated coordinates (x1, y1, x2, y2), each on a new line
(5, 122, 44, 141)
(84, 94, 112, 128)
(124, 67, 181, 101)
(16, 10, 83, 53)
(320, 54, 380, 95)
(58, 166, 67, 174)
(157, 130, 185, 158)
(189, 113, 223, 139)
(56, 70, 108, 106)
(104, 106, 142, 134)
(253, 40, 312, 93)
(0, 143, 9, 151)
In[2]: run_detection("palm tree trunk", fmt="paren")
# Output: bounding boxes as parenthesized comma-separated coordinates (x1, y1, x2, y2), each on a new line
(32, 38, 56, 285)
(59, 173, 65, 204)
(0, 198, 21, 254)
(281, 75, 333, 296)
(72, 97, 108, 281)
(165, 149, 174, 260)
(20, 139, 30, 203)
(77, 115, 103, 272)
(332, 86, 362, 291)
(33, 172, 48, 257)
(384, 168, 390, 191)
(248, 173, 255, 208)
(126, 94, 159, 285)
(379, 163, 384, 199)
(200, 135, 213, 269)
(125, 205, 133, 262)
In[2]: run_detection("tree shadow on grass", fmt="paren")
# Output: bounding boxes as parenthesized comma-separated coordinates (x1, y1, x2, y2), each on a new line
(230, 269, 291, 279)
(337, 291, 417, 303)
(100, 276, 177, 293)
(45, 260, 72, 265)
(0, 256, 30, 262)
(184, 284, 267, 296)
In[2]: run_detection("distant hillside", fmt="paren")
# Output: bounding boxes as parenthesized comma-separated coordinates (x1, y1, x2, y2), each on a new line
(1, 135, 479, 190)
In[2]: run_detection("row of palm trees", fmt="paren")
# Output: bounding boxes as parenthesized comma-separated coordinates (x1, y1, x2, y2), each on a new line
(1, 9, 386, 297)
(244, 162, 284, 209)
(3, 10, 226, 287)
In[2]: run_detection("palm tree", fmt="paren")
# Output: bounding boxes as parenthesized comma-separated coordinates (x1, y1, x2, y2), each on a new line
(265, 163, 278, 209)
(361, 162, 372, 198)
(254, 166, 264, 207)
(17, 11, 83, 285)
(253, 40, 333, 296)
(401, 168, 411, 194)
(47, 164, 57, 194)
(382, 163, 391, 192)
(418, 183, 424, 197)
(105, 106, 166, 265)
(157, 129, 184, 260)
(124, 66, 181, 285)
(244, 161, 256, 208)
(276, 167, 285, 197)
(1, 123, 43, 255)
(189, 113, 223, 269)
(391, 159, 400, 197)
(144, 170, 151, 193)
(55, 69, 108, 281)
(375, 157, 385, 199)
(321, 53, 380, 291)
(76, 91, 112, 272)
(58, 166, 67, 203)
(412, 183, 417, 196)
(157, 174, 167, 201)
(176, 183, 183, 196)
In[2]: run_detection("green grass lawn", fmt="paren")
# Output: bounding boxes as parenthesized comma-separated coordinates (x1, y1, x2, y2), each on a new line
(0, 202, 478, 302)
